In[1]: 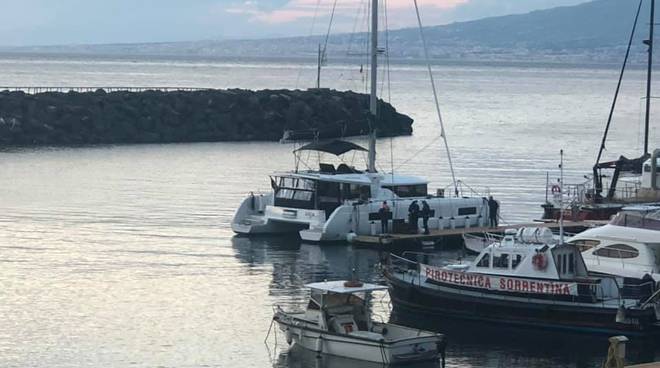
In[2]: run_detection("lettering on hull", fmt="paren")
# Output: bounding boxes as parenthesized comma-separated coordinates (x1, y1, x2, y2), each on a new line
(421, 265, 578, 296)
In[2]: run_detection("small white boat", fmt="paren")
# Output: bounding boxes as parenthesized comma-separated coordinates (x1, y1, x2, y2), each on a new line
(273, 280, 445, 364)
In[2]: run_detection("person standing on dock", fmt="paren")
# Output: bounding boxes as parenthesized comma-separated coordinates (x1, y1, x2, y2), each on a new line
(379, 201, 391, 234)
(421, 201, 431, 235)
(408, 201, 420, 232)
(488, 196, 499, 228)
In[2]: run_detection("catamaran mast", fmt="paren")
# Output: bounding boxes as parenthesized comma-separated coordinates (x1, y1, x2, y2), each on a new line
(367, 0, 378, 173)
(645, 0, 655, 156)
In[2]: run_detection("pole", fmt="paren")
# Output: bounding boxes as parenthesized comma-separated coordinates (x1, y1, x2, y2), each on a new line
(317, 44, 322, 89)
(645, 0, 655, 156)
(367, 0, 378, 173)
(559, 150, 565, 244)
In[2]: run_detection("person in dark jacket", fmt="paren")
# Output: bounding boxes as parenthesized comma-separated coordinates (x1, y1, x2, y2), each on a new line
(408, 201, 420, 232)
(488, 196, 499, 228)
(421, 201, 431, 235)
(378, 201, 391, 233)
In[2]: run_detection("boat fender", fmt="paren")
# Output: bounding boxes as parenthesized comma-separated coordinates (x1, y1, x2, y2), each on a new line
(381, 327, 388, 335)
(315, 335, 323, 355)
(532, 253, 548, 270)
(551, 185, 561, 194)
(285, 328, 293, 345)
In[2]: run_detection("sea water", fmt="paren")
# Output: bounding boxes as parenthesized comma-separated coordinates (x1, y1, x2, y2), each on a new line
(0, 54, 658, 367)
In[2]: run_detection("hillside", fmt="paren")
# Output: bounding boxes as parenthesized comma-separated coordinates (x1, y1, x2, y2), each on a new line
(3, 0, 651, 63)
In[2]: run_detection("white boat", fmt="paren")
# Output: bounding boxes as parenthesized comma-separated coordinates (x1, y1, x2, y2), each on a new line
(273, 280, 445, 364)
(568, 206, 660, 283)
(231, 0, 490, 242)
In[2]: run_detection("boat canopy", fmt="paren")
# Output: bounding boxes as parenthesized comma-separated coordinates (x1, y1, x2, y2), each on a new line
(295, 140, 368, 156)
(306, 281, 388, 294)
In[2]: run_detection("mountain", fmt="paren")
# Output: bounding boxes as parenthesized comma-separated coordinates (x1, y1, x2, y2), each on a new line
(2, 0, 650, 63)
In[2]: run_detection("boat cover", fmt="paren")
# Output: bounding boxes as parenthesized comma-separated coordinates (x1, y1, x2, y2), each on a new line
(295, 140, 367, 156)
(306, 280, 388, 294)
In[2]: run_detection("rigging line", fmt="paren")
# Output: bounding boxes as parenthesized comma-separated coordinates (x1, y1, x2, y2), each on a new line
(322, 0, 339, 59)
(295, 0, 323, 89)
(595, 0, 643, 165)
(393, 134, 443, 171)
(413, 0, 459, 197)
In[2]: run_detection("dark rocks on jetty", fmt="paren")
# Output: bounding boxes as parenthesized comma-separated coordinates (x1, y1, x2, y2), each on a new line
(0, 88, 413, 146)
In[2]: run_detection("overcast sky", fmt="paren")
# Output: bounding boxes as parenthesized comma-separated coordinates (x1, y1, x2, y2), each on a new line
(0, 0, 590, 46)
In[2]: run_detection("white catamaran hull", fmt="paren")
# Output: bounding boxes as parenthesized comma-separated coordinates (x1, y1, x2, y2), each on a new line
(233, 194, 488, 242)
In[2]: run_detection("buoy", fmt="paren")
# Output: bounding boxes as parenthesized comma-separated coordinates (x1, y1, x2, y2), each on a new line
(286, 329, 293, 345)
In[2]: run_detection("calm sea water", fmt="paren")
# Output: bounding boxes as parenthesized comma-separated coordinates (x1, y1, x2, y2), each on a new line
(0, 54, 659, 367)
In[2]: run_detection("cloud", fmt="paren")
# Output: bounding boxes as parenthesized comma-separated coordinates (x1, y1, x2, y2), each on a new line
(226, 0, 469, 25)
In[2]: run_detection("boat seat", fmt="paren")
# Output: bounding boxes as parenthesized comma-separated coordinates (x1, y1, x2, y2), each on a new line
(330, 314, 359, 334)
(319, 163, 336, 174)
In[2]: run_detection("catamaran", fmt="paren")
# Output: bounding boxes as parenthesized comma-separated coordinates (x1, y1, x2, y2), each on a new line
(232, 0, 490, 242)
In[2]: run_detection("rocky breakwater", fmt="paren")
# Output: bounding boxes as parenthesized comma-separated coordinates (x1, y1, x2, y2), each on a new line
(0, 88, 413, 146)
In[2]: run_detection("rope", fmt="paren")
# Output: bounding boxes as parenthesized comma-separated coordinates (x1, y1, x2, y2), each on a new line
(595, 0, 643, 165)
(413, 0, 459, 197)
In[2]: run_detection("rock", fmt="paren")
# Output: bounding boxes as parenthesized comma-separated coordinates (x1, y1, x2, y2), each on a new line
(0, 88, 414, 146)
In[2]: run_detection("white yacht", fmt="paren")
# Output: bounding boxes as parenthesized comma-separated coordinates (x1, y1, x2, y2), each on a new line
(273, 280, 445, 364)
(232, 1, 489, 242)
(568, 206, 660, 283)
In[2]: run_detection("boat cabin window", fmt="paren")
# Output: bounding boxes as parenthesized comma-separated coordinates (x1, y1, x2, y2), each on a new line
(610, 212, 660, 231)
(458, 207, 477, 216)
(342, 183, 371, 200)
(569, 239, 601, 252)
(273, 177, 316, 209)
(593, 244, 640, 259)
(492, 253, 510, 269)
(511, 254, 524, 269)
(476, 253, 491, 268)
(382, 184, 427, 198)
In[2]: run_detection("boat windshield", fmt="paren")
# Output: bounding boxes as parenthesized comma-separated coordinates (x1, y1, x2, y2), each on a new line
(609, 210, 660, 231)
(324, 292, 365, 308)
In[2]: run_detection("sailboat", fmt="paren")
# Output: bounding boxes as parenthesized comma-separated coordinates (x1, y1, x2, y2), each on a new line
(542, 0, 660, 221)
(231, 0, 490, 242)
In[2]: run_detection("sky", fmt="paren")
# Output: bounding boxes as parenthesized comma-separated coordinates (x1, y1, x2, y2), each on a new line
(0, 0, 590, 46)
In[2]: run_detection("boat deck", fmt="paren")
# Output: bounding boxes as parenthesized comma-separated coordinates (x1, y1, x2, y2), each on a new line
(352, 220, 607, 247)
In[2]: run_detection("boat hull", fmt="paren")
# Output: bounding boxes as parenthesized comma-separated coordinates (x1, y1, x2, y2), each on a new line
(387, 273, 659, 336)
(274, 318, 442, 364)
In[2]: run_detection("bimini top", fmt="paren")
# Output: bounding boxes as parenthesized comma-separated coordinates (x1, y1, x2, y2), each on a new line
(295, 140, 368, 156)
(306, 280, 388, 294)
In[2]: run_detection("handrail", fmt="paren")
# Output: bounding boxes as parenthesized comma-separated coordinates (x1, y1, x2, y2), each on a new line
(641, 286, 660, 308)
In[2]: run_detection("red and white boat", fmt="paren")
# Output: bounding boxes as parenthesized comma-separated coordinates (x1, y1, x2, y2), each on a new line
(387, 229, 660, 335)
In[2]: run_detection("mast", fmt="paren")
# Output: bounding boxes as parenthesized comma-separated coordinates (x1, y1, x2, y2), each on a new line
(317, 43, 322, 89)
(367, 0, 378, 173)
(644, 0, 655, 156)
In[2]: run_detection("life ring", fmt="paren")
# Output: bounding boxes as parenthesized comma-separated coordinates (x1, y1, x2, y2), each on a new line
(551, 185, 561, 194)
(532, 253, 548, 270)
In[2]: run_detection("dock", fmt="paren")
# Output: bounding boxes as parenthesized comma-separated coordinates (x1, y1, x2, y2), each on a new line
(351, 220, 607, 247)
